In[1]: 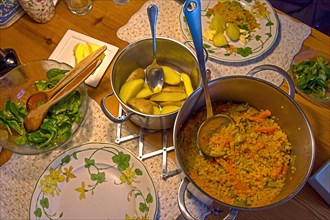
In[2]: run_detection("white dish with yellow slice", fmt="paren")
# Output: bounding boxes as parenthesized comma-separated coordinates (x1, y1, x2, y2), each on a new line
(49, 30, 119, 87)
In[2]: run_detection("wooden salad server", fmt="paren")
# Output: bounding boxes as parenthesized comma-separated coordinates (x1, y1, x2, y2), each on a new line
(24, 58, 102, 132)
(26, 45, 107, 111)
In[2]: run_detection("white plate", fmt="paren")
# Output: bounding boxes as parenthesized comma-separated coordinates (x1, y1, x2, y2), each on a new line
(179, 0, 279, 62)
(29, 143, 159, 220)
(49, 30, 119, 87)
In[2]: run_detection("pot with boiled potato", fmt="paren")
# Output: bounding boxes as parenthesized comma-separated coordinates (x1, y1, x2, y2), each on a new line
(101, 37, 201, 130)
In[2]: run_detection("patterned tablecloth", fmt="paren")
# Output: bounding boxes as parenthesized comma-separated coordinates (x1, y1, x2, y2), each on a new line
(0, 0, 311, 219)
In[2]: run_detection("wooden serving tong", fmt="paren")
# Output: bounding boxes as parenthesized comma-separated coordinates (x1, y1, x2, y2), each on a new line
(24, 45, 107, 132)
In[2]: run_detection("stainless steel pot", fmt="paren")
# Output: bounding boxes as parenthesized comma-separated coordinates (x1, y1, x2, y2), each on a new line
(174, 65, 315, 219)
(101, 37, 201, 130)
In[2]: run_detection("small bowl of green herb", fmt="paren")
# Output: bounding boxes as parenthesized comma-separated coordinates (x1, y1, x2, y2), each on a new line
(290, 50, 330, 106)
(0, 60, 88, 155)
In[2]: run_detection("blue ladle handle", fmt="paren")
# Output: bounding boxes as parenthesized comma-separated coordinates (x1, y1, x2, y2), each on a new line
(147, 4, 158, 58)
(184, 0, 213, 118)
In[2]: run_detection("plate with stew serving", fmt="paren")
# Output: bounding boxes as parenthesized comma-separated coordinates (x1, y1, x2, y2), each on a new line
(179, 0, 279, 62)
(29, 142, 158, 220)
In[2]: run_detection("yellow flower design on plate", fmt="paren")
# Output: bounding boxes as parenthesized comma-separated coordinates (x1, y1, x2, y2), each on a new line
(64, 166, 76, 182)
(75, 181, 87, 200)
(253, 0, 271, 18)
(39, 167, 65, 197)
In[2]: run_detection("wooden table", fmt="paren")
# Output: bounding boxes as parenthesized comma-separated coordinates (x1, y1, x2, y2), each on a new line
(0, 1, 329, 219)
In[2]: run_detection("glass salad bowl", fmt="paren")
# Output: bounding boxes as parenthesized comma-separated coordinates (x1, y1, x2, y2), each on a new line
(0, 60, 88, 155)
(290, 50, 330, 107)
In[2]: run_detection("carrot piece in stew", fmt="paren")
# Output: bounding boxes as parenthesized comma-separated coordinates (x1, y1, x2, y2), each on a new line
(249, 110, 271, 122)
(217, 158, 237, 175)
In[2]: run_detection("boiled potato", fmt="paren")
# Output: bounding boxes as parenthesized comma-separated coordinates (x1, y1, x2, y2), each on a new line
(150, 92, 187, 102)
(159, 101, 184, 107)
(127, 98, 154, 114)
(210, 14, 226, 33)
(161, 105, 180, 114)
(119, 65, 196, 115)
(213, 32, 228, 47)
(162, 85, 185, 93)
(119, 79, 144, 103)
(181, 73, 194, 96)
(226, 23, 240, 41)
(162, 66, 181, 85)
(126, 68, 145, 81)
(153, 106, 161, 114)
(135, 84, 155, 98)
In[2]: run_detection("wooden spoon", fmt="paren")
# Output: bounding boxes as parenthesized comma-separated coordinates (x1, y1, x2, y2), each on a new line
(24, 58, 102, 132)
(26, 45, 107, 111)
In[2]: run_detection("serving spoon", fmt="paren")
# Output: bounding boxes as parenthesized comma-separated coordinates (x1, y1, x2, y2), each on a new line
(184, 0, 235, 157)
(24, 53, 104, 132)
(145, 4, 164, 93)
(26, 45, 107, 111)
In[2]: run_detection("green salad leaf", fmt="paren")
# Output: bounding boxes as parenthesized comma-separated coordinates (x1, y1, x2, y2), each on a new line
(0, 68, 83, 149)
(291, 56, 330, 99)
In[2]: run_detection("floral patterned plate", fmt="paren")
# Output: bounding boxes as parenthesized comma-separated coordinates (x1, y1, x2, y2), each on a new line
(29, 143, 159, 220)
(179, 0, 279, 62)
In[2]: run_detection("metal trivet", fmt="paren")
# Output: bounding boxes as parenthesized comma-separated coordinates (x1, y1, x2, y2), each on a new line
(115, 105, 181, 180)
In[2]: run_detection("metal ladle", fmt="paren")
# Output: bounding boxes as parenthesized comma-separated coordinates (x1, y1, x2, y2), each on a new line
(184, 0, 235, 157)
(145, 4, 164, 92)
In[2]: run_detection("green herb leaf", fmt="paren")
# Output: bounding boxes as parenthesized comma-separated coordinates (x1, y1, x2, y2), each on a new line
(292, 56, 329, 99)
(237, 47, 253, 57)
(61, 155, 71, 165)
(91, 172, 106, 183)
(139, 202, 149, 213)
(34, 208, 42, 218)
(266, 20, 274, 26)
(47, 68, 69, 79)
(84, 158, 95, 168)
(112, 152, 130, 171)
(40, 198, 49, 209)
(134, 168, 142, 176)
(146, 193, 153, 204)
